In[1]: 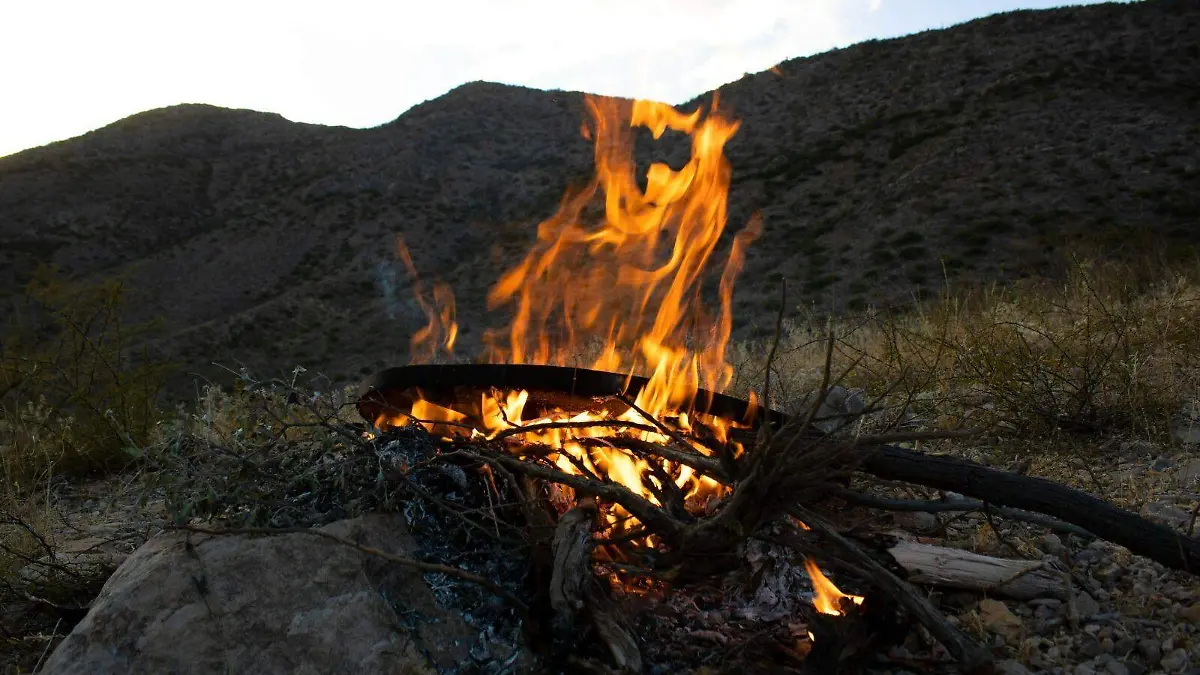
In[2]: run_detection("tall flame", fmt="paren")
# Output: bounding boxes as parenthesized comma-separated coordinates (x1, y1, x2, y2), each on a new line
(387, 94, 760, 536)
(483, 95, 760, 418)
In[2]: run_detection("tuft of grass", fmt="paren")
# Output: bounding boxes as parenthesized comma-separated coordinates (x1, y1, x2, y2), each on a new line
(729, 253, 1200, 442)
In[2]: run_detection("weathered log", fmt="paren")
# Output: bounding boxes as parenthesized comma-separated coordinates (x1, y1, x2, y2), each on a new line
(548, 499, 643, 673)
(861, 445, 1200, 574)
(887, 540, 1066, 601)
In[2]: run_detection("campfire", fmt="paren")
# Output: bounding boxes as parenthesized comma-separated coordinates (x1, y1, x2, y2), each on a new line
(354, 94, 1200, 673)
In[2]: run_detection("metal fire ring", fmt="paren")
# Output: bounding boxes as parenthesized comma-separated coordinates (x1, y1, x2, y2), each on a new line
(355, 363, 767, 428)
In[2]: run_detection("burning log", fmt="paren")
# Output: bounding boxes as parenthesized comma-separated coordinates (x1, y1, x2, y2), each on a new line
(549, 498, 643, 672)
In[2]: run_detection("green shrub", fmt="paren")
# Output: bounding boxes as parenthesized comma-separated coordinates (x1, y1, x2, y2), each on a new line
(0, 266, 174, 491)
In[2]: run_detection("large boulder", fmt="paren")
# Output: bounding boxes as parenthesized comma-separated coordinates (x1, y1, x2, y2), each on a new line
(40, 513, 533, 675)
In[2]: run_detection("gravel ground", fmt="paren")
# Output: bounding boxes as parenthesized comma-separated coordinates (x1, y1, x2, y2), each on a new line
(14, 438, 1200, 675)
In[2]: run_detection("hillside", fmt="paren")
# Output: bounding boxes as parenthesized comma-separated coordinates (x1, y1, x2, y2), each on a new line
(1, 0, 1197, 393)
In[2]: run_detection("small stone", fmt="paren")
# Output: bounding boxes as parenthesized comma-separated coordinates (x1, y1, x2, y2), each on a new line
(1152, 456, 1175, 471)
(1124, 662, 1147, 675)
(1040, 533, 1065, 555)
(1076, 591, 1102, 619)
(1139, 639, 1162, 664)
(1162, 648, 1190, 672)
(892, 510, 939, 532)
(1103, 659, 1130, 675)
(977, 598, 1024, 643)
(1080, 635, 1104, 658)
(1114, 637, 1137, 655)
(1180, 604, 1200, 624)
(996, 660, 1033, 675)
(1101, 637, 1115, 653)
(1078, 548, 1103, 563)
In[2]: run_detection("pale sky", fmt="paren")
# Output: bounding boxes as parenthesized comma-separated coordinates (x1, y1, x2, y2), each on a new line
(1, 0, 1125, 158)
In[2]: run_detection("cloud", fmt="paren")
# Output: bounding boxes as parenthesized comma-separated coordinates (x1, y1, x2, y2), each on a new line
(868, 0, 883, 12)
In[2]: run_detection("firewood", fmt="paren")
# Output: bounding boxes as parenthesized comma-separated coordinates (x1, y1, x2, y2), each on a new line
(862, 445, 1200, 573)
(549, 499, 643, 673)
(886, 540, 1066, 601)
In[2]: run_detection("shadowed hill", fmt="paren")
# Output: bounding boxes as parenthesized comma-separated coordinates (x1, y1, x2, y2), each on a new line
(1, 0, 1197, 394)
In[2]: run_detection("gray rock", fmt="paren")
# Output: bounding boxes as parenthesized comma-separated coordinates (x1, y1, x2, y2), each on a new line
(1080, 634, 1104, 658)
(1075, 591, 1103, 619)
(1139, 638, 1162, 664)
(1040, 533, 1066, 555)
(1140, 500, 1192, 529)
(798, 385, 867, 433)
(1124, 662, 1147, 675)
(1152, 456, 1175, 471)
(996, 659, 1034, 675)
(39, 514, 533, 675)
(1163, 648, 1190, 673)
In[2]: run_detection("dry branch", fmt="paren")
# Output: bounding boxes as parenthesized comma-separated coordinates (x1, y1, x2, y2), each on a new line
(861, 445, 1200, 573)
(887, 540, 1066, 601)
(832, 489, 1095, 539)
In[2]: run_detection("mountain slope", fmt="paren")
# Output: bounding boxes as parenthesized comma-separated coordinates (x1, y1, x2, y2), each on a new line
(1, 0, 1197, 392)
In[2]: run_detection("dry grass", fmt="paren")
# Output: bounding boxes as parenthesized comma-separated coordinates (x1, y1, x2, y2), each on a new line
(729, 255, 1200, 445)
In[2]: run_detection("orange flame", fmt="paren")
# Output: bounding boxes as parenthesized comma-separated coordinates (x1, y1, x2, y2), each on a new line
(387, 94, 760, 538)
(483, 95, 760, 419)
(804, 558, 865, 616)
(397, 237, 458, 363)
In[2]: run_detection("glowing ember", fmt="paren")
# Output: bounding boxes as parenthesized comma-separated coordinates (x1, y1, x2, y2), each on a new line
(804, 558, 865, 616)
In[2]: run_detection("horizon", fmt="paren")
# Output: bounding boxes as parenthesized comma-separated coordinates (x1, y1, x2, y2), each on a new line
(3, 0, 1129, 159)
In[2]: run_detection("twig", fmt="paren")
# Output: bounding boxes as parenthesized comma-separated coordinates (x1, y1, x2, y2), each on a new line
(761, 278, 787, 446)
(832, 489, 1094, 539)
(617, 395, 706, 459)
(493, 419, 659, 441)
(983, 500, 1022, 557)
(167, 524, 528, 614)
(475, 450, 683, 540)
(33, 617, 62, 673)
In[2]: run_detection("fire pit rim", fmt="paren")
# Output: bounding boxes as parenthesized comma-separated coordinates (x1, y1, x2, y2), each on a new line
(355, 363, 771, 427)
